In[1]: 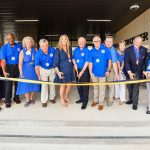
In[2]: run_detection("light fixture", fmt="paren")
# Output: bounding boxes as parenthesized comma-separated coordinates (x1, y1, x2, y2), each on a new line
(130, 4, 139, 11)
(86, 34, 98, 36)
(45, 35, 59, 37)
(14, 19, 39, 22)
(87, 19, 111, 22)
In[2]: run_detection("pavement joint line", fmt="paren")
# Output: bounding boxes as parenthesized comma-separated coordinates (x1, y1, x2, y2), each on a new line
(0, 135, 150, 139)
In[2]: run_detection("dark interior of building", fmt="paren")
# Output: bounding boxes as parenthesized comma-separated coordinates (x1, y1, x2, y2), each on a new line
(0, 0, 150, 43)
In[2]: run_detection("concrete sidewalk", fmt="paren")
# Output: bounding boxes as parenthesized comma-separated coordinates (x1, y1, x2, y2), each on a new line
(0, 86, 149, 122)
(0, 86, 150, 150)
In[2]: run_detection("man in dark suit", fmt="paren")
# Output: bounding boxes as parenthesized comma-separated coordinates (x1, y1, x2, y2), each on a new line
(124, 36, 147, 110)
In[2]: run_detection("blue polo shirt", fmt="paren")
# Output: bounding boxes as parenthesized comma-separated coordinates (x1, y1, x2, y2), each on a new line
(89, 45, 112, 77)
(101, 44, 118, 63)
(35, 47, 55, 69)
(116, 51, 124, 66)
(73, 47, 89, 69)
(1, 43, 22, 64)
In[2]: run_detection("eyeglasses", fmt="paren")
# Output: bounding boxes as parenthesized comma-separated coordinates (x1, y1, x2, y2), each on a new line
(93, 41, 100, 43)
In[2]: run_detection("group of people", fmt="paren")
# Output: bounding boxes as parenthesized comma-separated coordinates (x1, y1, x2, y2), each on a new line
(0, 33, 150, 114)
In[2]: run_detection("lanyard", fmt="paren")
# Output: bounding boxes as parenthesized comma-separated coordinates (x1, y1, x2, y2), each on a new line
(10, 45, 16, 57)
(64, 49, 70, 59)
(133, 47, 140, 62)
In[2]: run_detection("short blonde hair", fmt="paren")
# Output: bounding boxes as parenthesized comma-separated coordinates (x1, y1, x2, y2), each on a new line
(22, 36, 35, 48)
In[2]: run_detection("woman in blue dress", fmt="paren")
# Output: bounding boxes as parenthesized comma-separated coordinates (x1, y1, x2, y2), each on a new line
(17, 36, 40, 107)
(53, 34, 75, 107)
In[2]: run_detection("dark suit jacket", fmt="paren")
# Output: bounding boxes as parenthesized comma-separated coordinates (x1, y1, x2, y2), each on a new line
(124, 45, 147, 79)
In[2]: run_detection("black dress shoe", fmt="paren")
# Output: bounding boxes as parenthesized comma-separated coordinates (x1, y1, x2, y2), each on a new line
(146, 107, 150, 114)
(13, 97, 21, 104)
(5, 103, 11, 108)
(75, 100, 82, 104)
(126, 100, 133, 105)
(132, 105, 137, 110)
(81, 104, 87, 110)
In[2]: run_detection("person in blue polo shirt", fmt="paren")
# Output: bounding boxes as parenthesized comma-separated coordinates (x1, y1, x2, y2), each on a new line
(35, 39, 56, 108)
(1, 34, 22, 108)
(103, 36, 118, 106)
(89, 36, 112, 111)
(72, 37, 90, 110)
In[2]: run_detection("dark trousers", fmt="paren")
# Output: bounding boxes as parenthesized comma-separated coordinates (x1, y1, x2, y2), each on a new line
(127, 83, 140, 106)
(76, 68, 90, 105)
(0, 67, 5, 99)
(5, 64, 19, 103)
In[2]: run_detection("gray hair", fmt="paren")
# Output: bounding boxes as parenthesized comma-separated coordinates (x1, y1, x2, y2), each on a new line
(39, 39, 48, 46)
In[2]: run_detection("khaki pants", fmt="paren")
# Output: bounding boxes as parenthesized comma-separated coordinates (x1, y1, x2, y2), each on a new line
(40, 67, 56, 103)
(92, 76, 106, 104)
(106, 68, 115, 101)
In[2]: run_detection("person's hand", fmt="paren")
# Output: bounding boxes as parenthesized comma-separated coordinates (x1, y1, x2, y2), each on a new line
(20, 72, 24, 78)
(3, 72, 9, 78)
(105, 71, 110, 77)
(119, 69, 123, 75)
(143, 71, 150, 78)
(57, 72, 64, 79)
(90, 72, 94, 79)
(38, 75, 41, 80)
(114, 74, 119, 81)
(77, 71, 84, 79)
(143, 71, 148, 77)
(128, 71, 135, 80)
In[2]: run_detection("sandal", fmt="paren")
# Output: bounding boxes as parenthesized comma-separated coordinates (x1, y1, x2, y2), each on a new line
(24, 101, 30, 107)
(30, 100, 35, 105)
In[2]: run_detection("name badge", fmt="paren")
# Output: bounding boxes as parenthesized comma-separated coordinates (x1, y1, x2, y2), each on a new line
(69, 59, 71, 62)
(101, 50, 105, 53)
(50, 53, 53, 57)
(76, 59, 80, 63)
(11, 57, 16, 61)
(26, 51, 31, 55)
(136, 61, 139, 65)
(17, 48, 21, 51)
(46, 63, 49, 67)
(30, 62, 34, 65)
(96, 59, 100, 63)
(81, 53, 84, 56)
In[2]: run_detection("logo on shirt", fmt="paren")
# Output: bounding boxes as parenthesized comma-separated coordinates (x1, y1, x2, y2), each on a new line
(96, 59, 100, 63)
(101, 50, 105, 53)
(76, 59, 80, 63)
(17, 48, 21, 51)
(26, 51, 31, 55)
(50, 53, 53, 57)
(81, 53, 85, 56)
